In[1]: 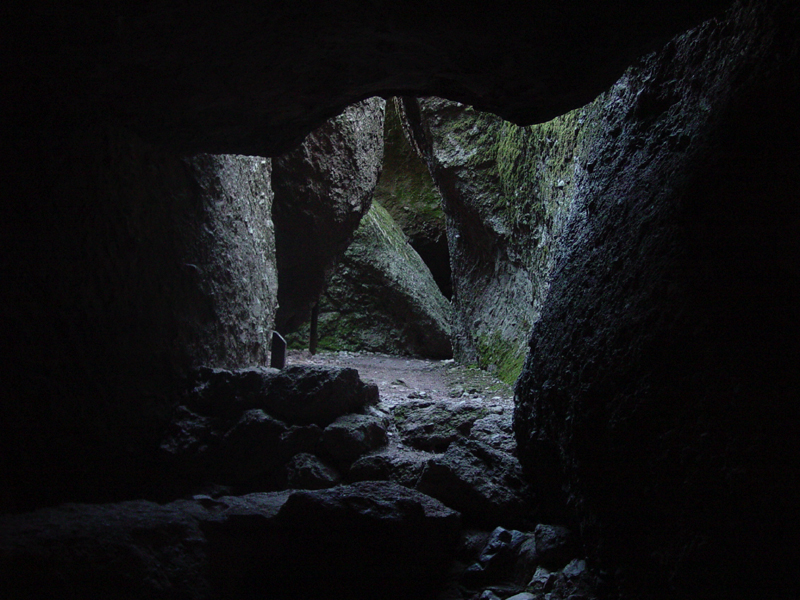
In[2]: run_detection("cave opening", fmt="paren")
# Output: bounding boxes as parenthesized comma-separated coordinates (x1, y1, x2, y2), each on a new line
(2, 0, 800, 598)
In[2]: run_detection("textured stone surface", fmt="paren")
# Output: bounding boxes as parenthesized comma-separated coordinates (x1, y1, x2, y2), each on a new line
(272, 98, 386, 334)
(0, 482, 460, 600)
(294, 201, 452, 358)
(375, 98, 450, 297)
(513, 2, 800, 598)
(319, 413, 389, 469)
(284, 453, 341, 490)
(416, 439, 532, 528)
(400, 95, 593, 384)
(392, 399, 490, 451)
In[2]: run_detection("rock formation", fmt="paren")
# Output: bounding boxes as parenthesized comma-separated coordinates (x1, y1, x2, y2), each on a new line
(3, 0, 799, 597)
(272, 97, 386, 334)
(1, 125, 277, 508)
(400, 97, 589, 382)
(374, 98, 450, 297)
(291, 201, 452, 358)
(512, 2, 800, 598)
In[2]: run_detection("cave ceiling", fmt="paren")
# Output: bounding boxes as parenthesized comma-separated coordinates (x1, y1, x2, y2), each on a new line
(7, 1, 732, 156)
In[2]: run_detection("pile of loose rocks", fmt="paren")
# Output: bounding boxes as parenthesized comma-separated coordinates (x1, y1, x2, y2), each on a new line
(0, 362, 604, 599)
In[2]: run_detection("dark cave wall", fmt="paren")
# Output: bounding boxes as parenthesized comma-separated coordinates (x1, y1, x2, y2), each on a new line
(272, 98, 386, 334)
(513, 1, 800, 597)
(0, 120, 277, 509)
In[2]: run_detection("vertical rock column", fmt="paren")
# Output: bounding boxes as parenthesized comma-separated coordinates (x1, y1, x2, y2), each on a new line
(0, 120, 278, 508)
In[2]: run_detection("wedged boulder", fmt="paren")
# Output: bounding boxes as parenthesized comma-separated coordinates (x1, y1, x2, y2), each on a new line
(187, 364, 379, 426)
(293, 201, 452, 358)
(0, 482, 460, 600)
(318, 413, 389, 469)
(392, 399, 492, 451)
(272, 97, 386, 334)
(416, 439, 532, 528)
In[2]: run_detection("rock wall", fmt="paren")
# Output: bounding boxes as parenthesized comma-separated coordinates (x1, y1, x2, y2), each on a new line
(401, 97, 596, 383)
(272, 98, 386, 334)
(291, 201, 452, 358)
(512, 1, 800, 598)
(0, 120, 277, 509)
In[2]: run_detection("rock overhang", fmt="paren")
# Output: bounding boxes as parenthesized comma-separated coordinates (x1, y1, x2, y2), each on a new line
(5, 0, 734, 157)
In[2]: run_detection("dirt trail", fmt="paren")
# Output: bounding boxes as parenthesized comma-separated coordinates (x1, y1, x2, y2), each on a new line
(287, 350, 515, 411)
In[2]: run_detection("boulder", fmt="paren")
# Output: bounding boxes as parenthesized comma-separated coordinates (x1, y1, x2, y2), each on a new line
(416, 439, 532, 528)
(265, 365, 380, 426)
(0, 482, 460, 600)
(272, 98, 386, 334)
(348, 451, 430, 488)
(393, 399, 491, 451)
(318, 413, 389, 469)
(285, 453, 341, 490)
(290, 201, 453, 358)
(399, 96, 563, 384)
(187, 364, 379, 427)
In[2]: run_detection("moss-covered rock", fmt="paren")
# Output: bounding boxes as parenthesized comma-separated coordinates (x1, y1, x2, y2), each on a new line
(290, 201, 452, 358)
(400, 96, 602, 383)
(375, 99, 450, 297)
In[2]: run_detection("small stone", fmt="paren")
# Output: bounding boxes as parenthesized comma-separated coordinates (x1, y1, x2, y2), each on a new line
(408, 390, 429, 399)
(562, 558, 587, 579)
(285, 453, 340, 490)
(529, 565, 556, 592)
(391, 379, 407, 386)
(505, 593, 536, 600)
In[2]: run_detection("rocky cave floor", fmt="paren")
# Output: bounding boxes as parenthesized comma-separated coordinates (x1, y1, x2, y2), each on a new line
(1, 352, 605, 600)
(285, 350, 605, 600)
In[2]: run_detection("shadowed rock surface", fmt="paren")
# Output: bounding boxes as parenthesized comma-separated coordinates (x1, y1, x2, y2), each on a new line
(4, 2, 730, 157)
(513, 2, 800, 598)
(272, 98, 386, 334)
(0, 482, 460, 600)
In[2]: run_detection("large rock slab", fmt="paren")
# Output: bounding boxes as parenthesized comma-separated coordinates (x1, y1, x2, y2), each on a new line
(399, 94, 592, 384)
(272, 98, 386, 334)
(0, 482, 460, 600)
(0, 125, 278, 509)
(295, 201, 453, 358)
